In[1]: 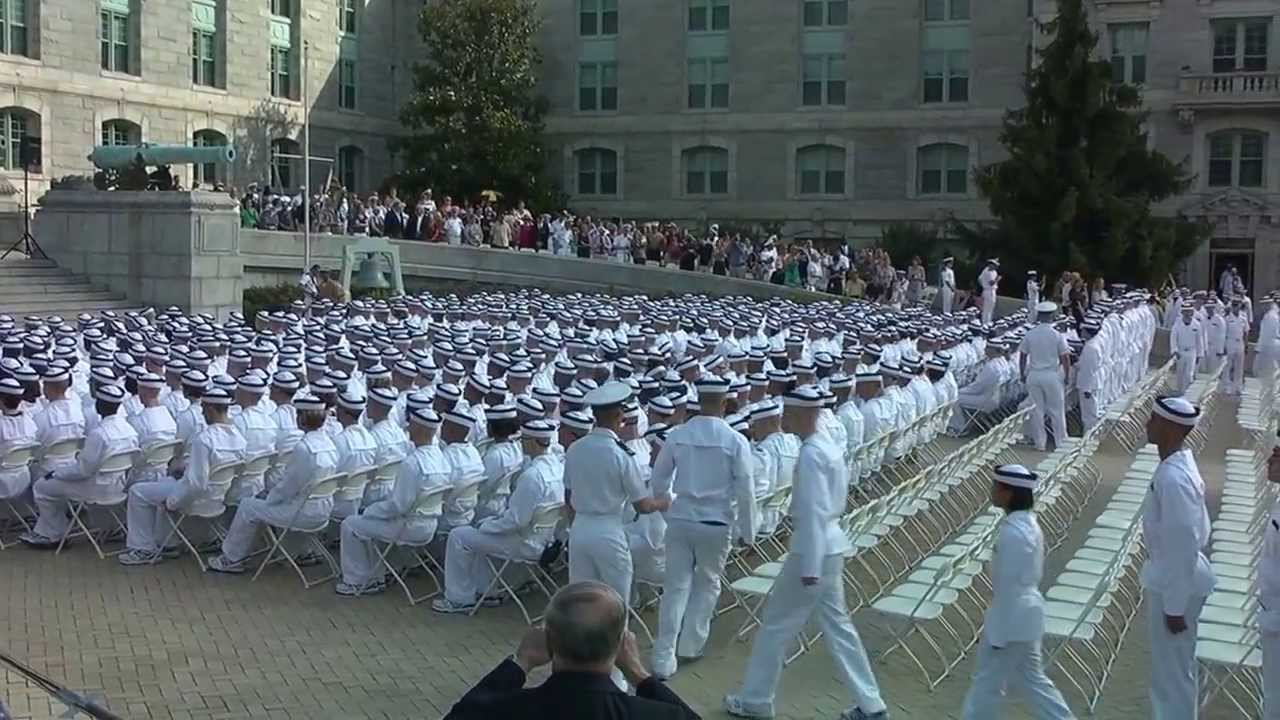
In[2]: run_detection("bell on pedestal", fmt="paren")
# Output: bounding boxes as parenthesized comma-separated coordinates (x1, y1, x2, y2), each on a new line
(352, 253, 391, 290)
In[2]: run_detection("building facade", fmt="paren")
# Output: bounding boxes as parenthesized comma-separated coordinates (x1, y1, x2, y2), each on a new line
(0, 0, 1277, 293)
(0, 0, 422, 198)
(537, 0, 1280, 292)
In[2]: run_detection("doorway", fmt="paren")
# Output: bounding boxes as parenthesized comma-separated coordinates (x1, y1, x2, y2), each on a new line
(1210, 242, 1253, 298)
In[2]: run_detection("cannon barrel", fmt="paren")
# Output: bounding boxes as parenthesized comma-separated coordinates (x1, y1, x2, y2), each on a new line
(88, 144, 236, 169)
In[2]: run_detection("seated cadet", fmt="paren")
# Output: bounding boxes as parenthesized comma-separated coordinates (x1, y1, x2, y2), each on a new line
(438, 409, 486, 534)
(433, 419, 565, 613)
(32, 366, 86, 481)
(22, 384, 139, 548)
(0, 378, 38, 505)
(475, 405, 524, 520)
(365, 387, 414, 506)
(208, 395, 339, 574)
(232, 375, 278, 459)
(269, 371, 304, 453)
(330, 392, 378, 521)
(128, 372, 179, 485)
(118, 387, 247, 565)
(947, 343, 1004, 435)
(336, 408, 450, 596)
(748, 401, 798, 535)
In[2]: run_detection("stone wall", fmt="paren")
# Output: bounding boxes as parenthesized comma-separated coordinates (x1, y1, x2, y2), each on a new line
(32, 190, 243, 319)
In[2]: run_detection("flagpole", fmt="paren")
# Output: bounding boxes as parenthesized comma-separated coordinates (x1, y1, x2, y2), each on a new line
(302, 39, 312, 272)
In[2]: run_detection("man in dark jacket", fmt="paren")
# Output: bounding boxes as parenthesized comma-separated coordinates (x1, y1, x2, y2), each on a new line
(445, 581, 701, 720)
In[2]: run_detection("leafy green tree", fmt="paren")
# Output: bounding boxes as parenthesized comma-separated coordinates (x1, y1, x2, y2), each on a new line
(973, 0, 1207, 288)
(396, 0, 560, 207)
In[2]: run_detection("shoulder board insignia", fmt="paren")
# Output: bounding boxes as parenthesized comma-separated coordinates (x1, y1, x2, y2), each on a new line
(615, 439, 635, 456)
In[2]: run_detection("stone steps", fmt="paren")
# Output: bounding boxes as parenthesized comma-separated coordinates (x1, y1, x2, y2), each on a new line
(0, 255, 136, 317)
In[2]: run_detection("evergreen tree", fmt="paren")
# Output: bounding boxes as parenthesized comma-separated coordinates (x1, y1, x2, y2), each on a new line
(973, 0, 1207, 287)
(397, 0, 559, 206)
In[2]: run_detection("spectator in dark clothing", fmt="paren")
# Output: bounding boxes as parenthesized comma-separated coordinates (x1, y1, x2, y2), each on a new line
(444, 581, 701, 720)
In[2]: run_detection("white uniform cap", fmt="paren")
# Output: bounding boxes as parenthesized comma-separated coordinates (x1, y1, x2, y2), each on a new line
(436, 383, 462, 401)
(521, 418, 557, 440)
(272, 371, 301, 390)
(560, 410, 595, 432)
(409, 408, 442, 429)
(694, 376, 730, 395)
(584, 381, 632, 408)
(1153, 395, 1200, 427)
(337, 392, 366, 412)
(200, 387, 232, 406)
(486, 404, 518, 421)
(443, 409, 475, 429)
(750, 401, 783, 420)
(782, 386, 824, 408)
(138, 372, 164, 390)
(1035, 301, 1058, 314)
(370, 387, 399, 408)
(994, 464, 1038, 490)
(237, 375, 268, 394)
(0, 378, 22, 396)
(294, 394, 326, 412)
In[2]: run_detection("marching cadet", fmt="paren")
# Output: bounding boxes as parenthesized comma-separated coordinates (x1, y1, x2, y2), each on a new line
(649, 376, 756, 679)
(1169, 305, 1201, 393)
(1201, 300, 1227, 375)
(433, 418, 564, 613)
(1074, 320, 1103, 433)
(117, 387, 246, 565)
(1224, 298, 1251, 396)
(208, 395, 339, 574)
(1261, 438, 1280, 720)
(1142, 396, 1215, 720)
(22, 384, 138, 548)
(337, 408, 450, 597)
(725, 386, 888, 720)
(1019, 303, 1071, 452)
(960, 464, 1073, 719)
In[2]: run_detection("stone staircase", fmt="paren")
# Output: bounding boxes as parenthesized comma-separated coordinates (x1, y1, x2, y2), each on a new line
(0, 255, 135, 317)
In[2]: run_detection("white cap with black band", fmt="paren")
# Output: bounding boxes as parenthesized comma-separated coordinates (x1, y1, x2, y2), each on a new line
(1153, 395, 1200, 427)
(994, 463, 1038, 490)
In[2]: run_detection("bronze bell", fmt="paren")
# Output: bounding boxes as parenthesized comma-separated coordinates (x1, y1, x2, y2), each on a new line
(352, 253, 390, 289)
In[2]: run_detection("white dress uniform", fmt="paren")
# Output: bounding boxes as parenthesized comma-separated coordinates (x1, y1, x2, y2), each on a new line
(979, 266, 999, 326)
(125, 422, 247, 554)
(273, 403, 303, 452)
(961, 506, 1072, 718)
(365, 417, 412, 504)
(475, 438, 523, 520)
(1258, 306, 1280, 384)
(233, 403, 278, 457)
(1260, 496, 1280, 720)
(859, 394, 896, 475)
(755, 430, 800, 532)
(1141, 446, 1215, 720)
(1020, 321, 1069, 452)
(1202, 312, 1227, 374)
(176, 403, 206, 450)
(0, 406, 38, 498)
(1026, 278, 1040, 317)
(1224, 311, 1250, 395)
(331, 423, 378, 519)
(940, 265, 956, 314)
(127, 404, 178, 484)
(906, 376, 936, 441)
(218, 429, 339, 563)
(1075, 336, 1103, 432)
(650, 413, 756, 677)
(32, 397, 85, 479)
(32, 411, 138, 540)
(439, 440, 485, 532)
(949, 360, 1002, 433)
(339, 442, 450, 587)
(835, 401, 864, 478)
(1169, 316, 1201, 393)
(733, 429, 886, 718)
(565, 426, 648, 602)
(442, 452, 563, 605)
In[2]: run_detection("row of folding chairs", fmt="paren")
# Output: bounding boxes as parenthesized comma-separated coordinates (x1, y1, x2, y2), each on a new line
(1195, 434, 1277, 718)
(1237, 376, 1277, 450)
(869, 409, 1113, 689)
(948, 374, 1028, 439)
(1100, 357, 1175, 452)
(860, 400, 957, 493)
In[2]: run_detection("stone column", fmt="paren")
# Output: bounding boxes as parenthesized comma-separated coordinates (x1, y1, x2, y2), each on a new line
(32, 190, 243, 320)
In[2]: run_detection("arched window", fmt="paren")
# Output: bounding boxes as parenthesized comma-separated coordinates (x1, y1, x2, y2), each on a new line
(574, 147, 617, 196)
(796, 144, 845, 195)
(0, 107, 39, 171)
(271, 137, 299, 190)
(101, 118, 140, 147)
(192, 129, 227, 188)
(1208, 129, 1267, 188)
(682, 146, 729, 195)
(336, 145, 364, 192)
(917, 142, 969, 195)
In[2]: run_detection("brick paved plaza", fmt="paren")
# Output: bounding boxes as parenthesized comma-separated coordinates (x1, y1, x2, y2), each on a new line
(0, 402, 1250, 720)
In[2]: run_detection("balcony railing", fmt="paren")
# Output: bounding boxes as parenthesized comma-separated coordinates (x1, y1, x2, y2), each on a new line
(1177, 71, 1280, 105)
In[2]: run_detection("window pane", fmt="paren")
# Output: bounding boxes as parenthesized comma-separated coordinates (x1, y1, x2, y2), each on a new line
(600, 170, 617, 195)
(709, 170, 728, 194)
(688, 84, 705, 108)
(921, 169, 942, 194)
(924, 0, 945, 22)
(688, 59, 707, 83)
(1240, 159, 1264, 187)
(1208, 159, 1233, 187)
(800, 170, 821, 194)
(601, 10, 618, 34)
(802, 81, 823, 105)
(578, 171, 595, 194)
(601, 86, 617, 110)
(923, 78, 944, 103)
(950, 0, 969, 20)
(1109, 56, 1126, 84)
(1244, 20, 1269, 56)
(689, 6, 706, 31)
(1209, 134, 1234, 159)
(1213, 22, 1236, 71)
(100, 12, 110, 69)
(711, 83, 729, 107)
(579, 11, 595, 35)
(827, 0, 847, 25)
(687, 170, 703, 195)
(803, 55, 823, 82)
(948, 75, 968, 102)
(601, 63, 617, 86)
(803, 1, 823, 27)
(946, 169, 966, 193)
(711, 4, 729, 30)
(1131, 55, 1146, 84)
(828, 80, 846, 105)
(1241, 133, 1265, 159)
(826, 170, 844, 194)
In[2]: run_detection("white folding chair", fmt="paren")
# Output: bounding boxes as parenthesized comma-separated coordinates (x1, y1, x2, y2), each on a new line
(363, 459, 401, 508)
(38, 436, 83, 471)
(332, 465, 375, 521)
(251, 473, 344, 588)
(0, 441, 40, 547)
(56, 447, 140, 559)
(228, 451, 274, 507)
(471, 502, 565, 624)
(156, 460, 242, 570)
(132, 439, 184, 486)
(370, 484, 451, 604)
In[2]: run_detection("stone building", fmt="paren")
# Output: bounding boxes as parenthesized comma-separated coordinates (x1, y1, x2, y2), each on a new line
(0, 0, 1277, 293)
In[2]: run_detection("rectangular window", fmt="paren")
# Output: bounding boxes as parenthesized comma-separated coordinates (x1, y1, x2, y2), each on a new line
(339, 0, 357, 33)
(271, 0, 290, 17)
(578, 62, 618, 111)
(689, 0, 729, 32)
(1208, 133, 1234, 187)
(338, 58, 357, 109)
(1214, 18, 1270, 73)
(580, 0, 618, 36)
(270, 46, 291, 98)
(0, 112, 26, 170)
(925, 0, 968, 21)
(688, 57, 729, 109)
(684, 149, 728, 195)
(802, 53, 846, 106)
(1109, 23, 1147, 85)
(1240, 132, 1265, 187)
(803, 0, 847, 27)
(923, 49, 968, 102)
(576, 149, 618, 195)
(0, 0, 29, 57)
(100, 9, 130, 73)
(191, 29, 216, 86)
(919, 144, 968, 194)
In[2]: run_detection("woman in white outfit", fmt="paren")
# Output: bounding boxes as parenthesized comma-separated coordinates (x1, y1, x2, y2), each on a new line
(960, 464, 1073, 719)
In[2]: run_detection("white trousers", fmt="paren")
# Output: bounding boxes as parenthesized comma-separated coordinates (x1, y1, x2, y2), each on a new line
(653, 520, 733, 674)
(1264, 629, 1280, 720)
(1079, 392, 1099, 433)
(1257, 348, 1278, 385)
(443, 525, 532, 605)
(125, 479, 183, 552)
(1026, 371, 1068, 452)
(941, 288, 954, 315)
(981, 292, 996, 326)
(339, 514, 437, 586)
(32, 477, 122, 539)
(1147, 591, 1207, 720)
(221, 497, 330, 563)
(738, 553, 886, 714)
(1174, 351, 1197, 393)
(1225, 348, 1247, 393)
(569, 515, 633, 604)
(960, 641, 1073, 719)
